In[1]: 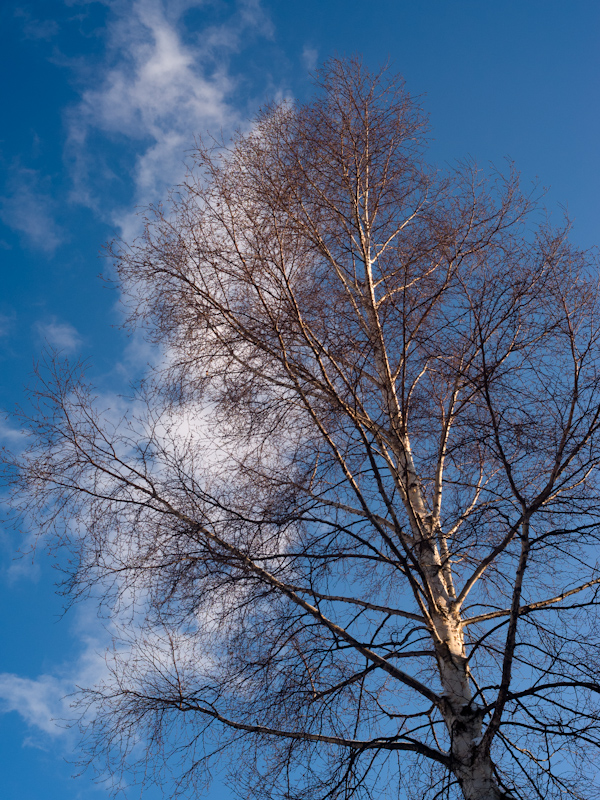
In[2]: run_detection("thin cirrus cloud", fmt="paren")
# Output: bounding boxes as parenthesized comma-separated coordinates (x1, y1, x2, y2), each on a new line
(0, 311, 15, 338)
(0, 0, 274, 751)
(66, 0, 273, 239)
(0, 166, 64, 254)
(0, 672, 70, 737)
(13, 7, 60, 41)
(34, 318, 83, 354)
(302, 44, 318, 72)
(0, 618, 114, 742)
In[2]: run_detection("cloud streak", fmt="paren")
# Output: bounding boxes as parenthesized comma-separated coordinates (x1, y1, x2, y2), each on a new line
(0, 672, 70, 736)
(0, 606, 118, 743)
(0, 166, 63, 253)
(34, 317, 83, 354)
(67, 0, 272, 238)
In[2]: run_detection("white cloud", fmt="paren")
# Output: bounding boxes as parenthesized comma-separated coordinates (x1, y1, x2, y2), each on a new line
(34, 318, 83, 353)
(66, 0, 272, 238)
(0, 417, 26, 447)
(0, 167, 63, 253)
(0, 311, 15, 338)
(302, 44, 318, 72)
(4, 549, 41, 583)
(0, 605, 115, 743)
(0, 673, 70, 736)
(14, 8, 60, 41)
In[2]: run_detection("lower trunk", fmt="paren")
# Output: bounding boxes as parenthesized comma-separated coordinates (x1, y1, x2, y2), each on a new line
(448, 707, 511, 800)
(456, 755, 512, 800)
(432, 611, 513, 800)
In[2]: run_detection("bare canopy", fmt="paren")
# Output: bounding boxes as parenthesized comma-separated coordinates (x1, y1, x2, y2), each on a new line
(9, 59, 600, 800)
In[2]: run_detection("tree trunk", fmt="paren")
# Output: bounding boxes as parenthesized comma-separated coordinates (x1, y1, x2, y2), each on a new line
(432, 609, 512, 800)
(457, 761, 511, 800)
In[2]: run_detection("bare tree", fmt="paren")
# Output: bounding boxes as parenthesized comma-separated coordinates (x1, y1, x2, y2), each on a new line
(8, 58, 600, 800)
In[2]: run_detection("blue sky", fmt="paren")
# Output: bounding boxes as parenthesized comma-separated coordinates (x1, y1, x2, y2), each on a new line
(0, 1, 599, 798)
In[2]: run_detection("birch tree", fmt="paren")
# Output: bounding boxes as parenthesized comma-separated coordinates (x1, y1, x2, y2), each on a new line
(9, 58, 600, 800)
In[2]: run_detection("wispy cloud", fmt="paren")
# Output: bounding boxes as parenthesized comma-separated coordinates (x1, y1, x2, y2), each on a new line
(0, 311, 15, 338)
(34, 317, 83, 354)
(14, 7, 60, 41)
(0, 416, 26, 447)
(302, 44, 318, 72)
(0, 610, 112, 743)
(66, 0, 273, 238)
(0, 166, 63, 253)
(0, 673, 70, 736)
